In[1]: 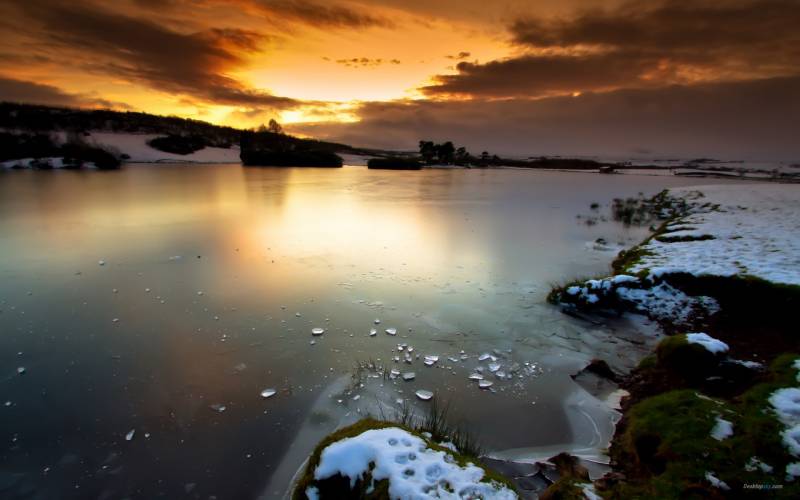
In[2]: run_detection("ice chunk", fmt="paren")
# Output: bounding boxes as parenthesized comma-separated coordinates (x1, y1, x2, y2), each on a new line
(415, 390, 434, 401)
(374, 319, 381, 325)
(369, 328, 377, 337)
(488, 363, 501, 373)
(311, 327, 325, 336)
(402, 372, 416, 381)
(424, 355, 439, 366)
(385, 328, 397, 336)
(16, 367, 25, 375)
(98, 260, 106, 266)
(478, 380, 493, 389)
(209, 404, 227, 413)
(125, 429, 135, 441)
(468, 373, 484, 381)
(260, 389, 277, 399)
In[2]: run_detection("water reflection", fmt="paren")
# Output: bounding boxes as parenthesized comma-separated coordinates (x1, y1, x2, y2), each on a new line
(0, 166, 735, 498)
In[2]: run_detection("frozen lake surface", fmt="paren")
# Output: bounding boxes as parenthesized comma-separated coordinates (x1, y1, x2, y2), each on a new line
(0, 165, 738, 498)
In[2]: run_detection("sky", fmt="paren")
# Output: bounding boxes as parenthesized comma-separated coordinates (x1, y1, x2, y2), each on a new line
(0, 0, 798, 159)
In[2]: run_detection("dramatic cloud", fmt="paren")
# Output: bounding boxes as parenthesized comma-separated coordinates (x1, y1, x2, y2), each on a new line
(424, 0, 800, 98)
(0, 77, 128, 109)
(7, 1, 296, 109)
(292, 77, 800, 161)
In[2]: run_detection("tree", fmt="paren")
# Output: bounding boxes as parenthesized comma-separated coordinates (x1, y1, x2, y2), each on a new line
(436, 141, 455, 164)
(455, 146, 468, 164)
(268, 119, 284, 135)
(418, 140, 436, 163)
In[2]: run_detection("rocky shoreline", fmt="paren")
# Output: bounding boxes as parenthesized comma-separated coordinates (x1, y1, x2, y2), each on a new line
(545, 184, 800, 498)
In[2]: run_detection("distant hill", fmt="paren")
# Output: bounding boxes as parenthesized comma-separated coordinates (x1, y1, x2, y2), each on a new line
(0, 102, 362, 155)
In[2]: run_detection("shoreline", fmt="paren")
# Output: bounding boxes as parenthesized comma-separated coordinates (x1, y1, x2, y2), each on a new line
(546, 183, 800, 497)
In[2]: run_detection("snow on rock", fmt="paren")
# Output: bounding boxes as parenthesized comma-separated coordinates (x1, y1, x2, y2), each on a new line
(710, 416, 734, 441)
(686, 333, 729, 354)
(563, 275, 719, 326)
(628, 185, 800, 286)
(313, 427, 517, 499)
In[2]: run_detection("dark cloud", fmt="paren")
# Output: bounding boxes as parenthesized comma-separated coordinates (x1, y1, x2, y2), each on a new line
(8, 1, 296, 109)
(425, 0, 800, 98)
(0, 76, 128, 109)
(248, 1, 393, 28)
(291, 76, 800, 161)
(445, 52, 471, 60)
(424, 51, 655, 98)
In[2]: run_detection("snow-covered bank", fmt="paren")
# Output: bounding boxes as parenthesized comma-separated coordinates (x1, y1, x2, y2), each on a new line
(557, 183, 800, 323)
(89, 132, 240, 163)
(628, 184, 800, 286)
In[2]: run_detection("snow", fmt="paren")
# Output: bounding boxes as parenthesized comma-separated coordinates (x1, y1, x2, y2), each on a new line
(90, 132, 240, 163)
(768, 362, 800, 458)
(313, 427, 516, 499)
(787, 462, 800, 481)
(579, 483, 601, 500)
(744, 457, 773, 473)
(339, 153, 378, 166)
(769, 387, 800, 428)
(628, 185, 800, 286)
(686, 333, 729, 354)
(705, 472, 730, 490)
(710, 416, 733, 440)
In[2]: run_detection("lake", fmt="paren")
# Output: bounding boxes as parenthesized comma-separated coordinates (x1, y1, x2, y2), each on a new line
(0, 165, 733, 499)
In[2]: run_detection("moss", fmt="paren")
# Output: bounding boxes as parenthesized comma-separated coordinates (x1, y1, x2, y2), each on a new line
(610, 390, 728, 497)
(292, 418, 515, 499)
(540, 477, 593, 500)
(608, 355, 800, 499)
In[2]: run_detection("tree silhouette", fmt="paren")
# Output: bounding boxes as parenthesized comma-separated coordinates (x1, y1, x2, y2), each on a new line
(268, 119, 284, 135)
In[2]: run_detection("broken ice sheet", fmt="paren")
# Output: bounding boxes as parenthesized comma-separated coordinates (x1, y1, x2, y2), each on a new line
(415, 390, 434, 401)
(424, 355, 439, 366)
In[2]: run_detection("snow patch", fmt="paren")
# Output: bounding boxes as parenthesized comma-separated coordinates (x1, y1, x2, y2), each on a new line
(313, 427, 516, 499)
(704, 472, 730, 490)
(710, 416, 733, 441)
(686, 333, 729, 354)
